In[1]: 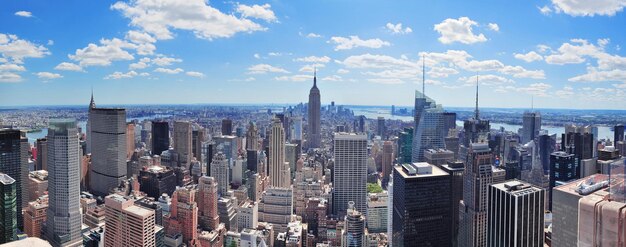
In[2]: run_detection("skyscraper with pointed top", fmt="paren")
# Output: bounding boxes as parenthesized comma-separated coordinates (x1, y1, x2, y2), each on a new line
(462, 77, 490, 147)
(411, 60, 446, 162)
(307, 69, 321, 149)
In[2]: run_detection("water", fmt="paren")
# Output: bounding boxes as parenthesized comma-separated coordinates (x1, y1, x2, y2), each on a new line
(25, 115, 170, 144)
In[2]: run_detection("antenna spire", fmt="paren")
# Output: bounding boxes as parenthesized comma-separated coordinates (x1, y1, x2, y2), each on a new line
(475, 75, 479, 120)
(422, 54, 425, 98)
(313, 67, 317, 87)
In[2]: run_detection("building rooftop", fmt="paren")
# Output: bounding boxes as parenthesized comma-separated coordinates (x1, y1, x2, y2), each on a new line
(554, 174, 610, 196)
(395, 162, 448, 178)
(492, 180, 543, 197)
(0, 173, 15, 185)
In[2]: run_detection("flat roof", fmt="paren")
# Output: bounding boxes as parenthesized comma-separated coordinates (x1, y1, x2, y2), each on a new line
(394, 163, 448, 178)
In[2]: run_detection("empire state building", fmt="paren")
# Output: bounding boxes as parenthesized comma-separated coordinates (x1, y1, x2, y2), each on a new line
(307, 70, 321, 149)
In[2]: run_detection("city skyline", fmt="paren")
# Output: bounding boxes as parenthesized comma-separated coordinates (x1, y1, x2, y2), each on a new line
(1, 1, 626, 109)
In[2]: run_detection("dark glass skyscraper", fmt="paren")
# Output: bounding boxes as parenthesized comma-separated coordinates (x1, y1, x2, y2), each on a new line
(0, 129, 27, 231)
(392, 163, 452, 247)
(0, 173, 17, 244)
(152, 121, 170, 156)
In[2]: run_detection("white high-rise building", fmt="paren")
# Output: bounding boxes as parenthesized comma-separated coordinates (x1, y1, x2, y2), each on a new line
(258, 187, 294, 233)
(269, 118, 290, 188)
(45, 119, 83, 247)
(89, 106, 127, 196)
(333, 133, 367, 218)
(210, 152, 230, 196)
(237, 200, 258, 230)
(291, 116, 303, 141)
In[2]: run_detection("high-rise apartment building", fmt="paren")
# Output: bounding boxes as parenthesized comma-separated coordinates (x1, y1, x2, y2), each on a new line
(197, 176, 220, 231)
(333, 133, 367, 218)
(45, 119, 83, 247)
(458, 143, 494, 247)
(487, 180, 545, 247)
(307, 71, 321, 149)
(89, 106, 127, 196)
(104, 194, 156, 247)
(151, 121, 170, 156)
(392, 163, 452, 247)
(0, 129, 27, 231)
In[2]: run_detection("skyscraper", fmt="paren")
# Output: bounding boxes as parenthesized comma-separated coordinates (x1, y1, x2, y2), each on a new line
(614, 124, 624, 143)
(270, 118, 290, 188)
(487, 180, 545, 247)
(210, 152, 230, 196)
(151, 121, 170, 156)
(392, 163, 452, 247)
(381, 141, 394, 188)
(343, 201, 366, 247)
(0, 173, 17, 244)
(462, 81, 490, 147)
(89, 106, 127, 196)
(0, 129, 27, 231)
(377, 117, 386, 139)
(411, 91, 446, 162)
(45, 119, 83, 247)
(246, 121, 260, 151)
(173, 121, 193, 167)
(258, 187, 294, 233)
(24, 195, 47, 238)
(521, 112, 541, 144)
(307, 70, 321, 149)
(138, 164, 176, 198)
(458, 143, 494, 247)
(549, 151, 578, 209)
(165, 186, 198, 246)
(333, 133, 367, 218)
(104, 194, 156, 247)
(197, 176, 220, 231)
(35, 138, 48, 171)
(221, 119, 233, 136)
(126, 123, 136, 159)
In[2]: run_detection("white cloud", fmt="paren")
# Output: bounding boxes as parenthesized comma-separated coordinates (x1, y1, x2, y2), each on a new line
(294, 56, 331, 63)
(551, 0, 626, 17)
(385, 23, 413, 34)
(299, 64, 325, 73)
(126, 30, 157, 44)
(340, 53, 417, 69)
(0, 63, 26, 72)
(306, 33, 322, 38)
(275, 74, 312, 82)
(129, 57, 151, 70)
(244, 77, 256, 82)
(538, 5, 553, 15)
(0, 33, 50, 63)
(460, 74, 513, 86)
(154, 67, 184, 74)
(47, 40, 54, 46)
(247, 64, 289, 74)
(433, 17, 487, 44)
(463, 59, 505, 72)
(152, 55, 182, 66)
(428, 67, 459, 78)
(487, 23, 500, 32)
(0, 72, 21, 83)
(328, 36, 390, 51)
(555, 86, 575, 98)
(514, 51, 543, 62)
(515, 83, 552, 97)
(545, 39, 601, 65)
(15, 11, 32, 18)
(569, 68, 626, 83)
(419, 50, 473, 67)
(104, 70, 139, 79)
(337, 69, 350, 74)
(254, 53, 261, 59)
(111, 0, 268, 40)
(367, 78, 405, 84)
(321, 75, 343, 81)
(68, 38, 135, 67)
(36, 72, 63, 80)
(186, 71, 205, 78)
(500, 65, 546, 79)
(236, 4, 277, 22)
(363, 69, 420, 79)
(54, 62, 83, 71)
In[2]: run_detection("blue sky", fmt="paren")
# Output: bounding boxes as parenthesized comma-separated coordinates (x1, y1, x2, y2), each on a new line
(1, 0, 625, 109)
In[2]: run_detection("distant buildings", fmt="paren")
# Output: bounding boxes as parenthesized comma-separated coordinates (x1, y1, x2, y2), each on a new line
(333, 133, 367, 218)
(487, 180, 545, 247)
(392, 163, 452, 247)
(44, 119, 83, 247)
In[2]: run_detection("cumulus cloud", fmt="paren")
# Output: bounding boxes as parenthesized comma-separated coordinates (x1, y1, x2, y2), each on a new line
(306, 33, 322, 38)
(275, 74, 312, 82)
(247, 64, 289, 74)
(433, 17, 487, 44)
(236, 4, 277, 22)
(487, 23, 500, 32)
(129, 57, 152, 70)
(104, 70, 139, 79)
(152, 55, 182, 66)
(340, 53, 417, 69)
(55, 62, 84, 71)
(337, 69, 350, 74)
(186, 71, 204, 77)
(515, 83, 552, 97)
(36, 72, 63, 80)
(111, 0, 270, 40)
(328, 36, 390, 51)
(514, 51, 543, 62)
(428, 67, 459, 78)
(0, 72, 21, 83)
(538, 5, 553, 15)
(550, 0, 626, 17)
(15, 11, 32, 18)
(385, 23, 413, 34)
(0, 33, 50, 63)
(555, 86, 575, 98)
(367, 78, 405, 84)
(500, 65, 546, 79)
(299, 64, 325, 73)
(294, 56, 331, 63)
(460, 74, 514, 86)
(0, 63, 26, 72)
(68, 38, 135, 67)
(154, 67, 184, 74)
(321, 75, 343, 81)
